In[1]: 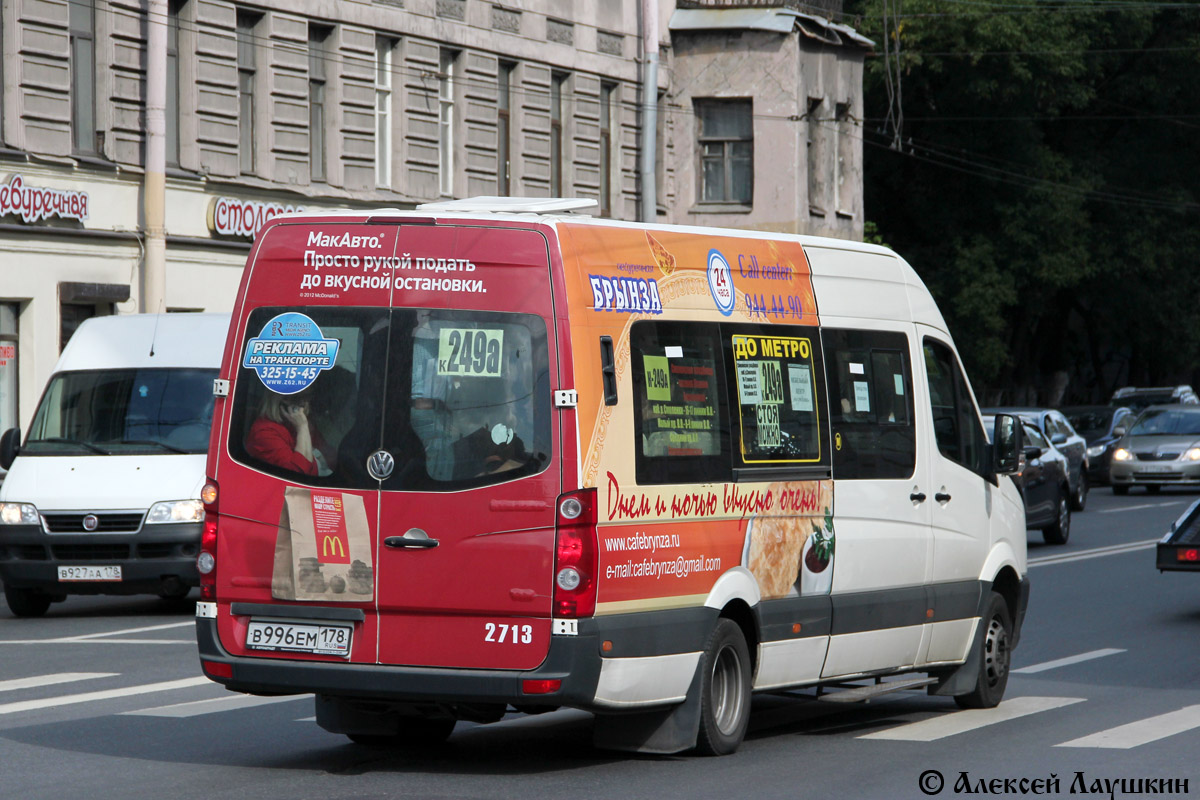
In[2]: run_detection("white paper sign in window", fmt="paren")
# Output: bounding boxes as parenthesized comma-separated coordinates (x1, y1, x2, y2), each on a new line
(789, 364, 813, 411)
(854, 380, 871, 412)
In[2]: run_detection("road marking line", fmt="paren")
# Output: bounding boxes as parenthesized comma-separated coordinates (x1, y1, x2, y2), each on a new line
(0, 676, 211, 716)
(124, 694, 309, 718)
(0, 673, 117, 693)
(1098, 501, 1187, 514)
(858, 696, 1085, 741)
(1012, 649, 1125, 674)
(1057, 705, 1200, 749)
(65, 621, 195, 640)
(1029, 539, 1157, 567)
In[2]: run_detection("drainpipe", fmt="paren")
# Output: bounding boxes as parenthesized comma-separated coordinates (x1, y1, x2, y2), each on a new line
(640, 0, 658, 223)
(142, 0, 167, 313)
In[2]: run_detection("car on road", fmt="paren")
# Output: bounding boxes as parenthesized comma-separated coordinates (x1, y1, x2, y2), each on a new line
(985, 417, 1073, 545)
(1111, 385, 1198, 412)
(984, 406, 1089, 511)
(1061, 405, 1136, 486)
(1109, 404, 1200, 494)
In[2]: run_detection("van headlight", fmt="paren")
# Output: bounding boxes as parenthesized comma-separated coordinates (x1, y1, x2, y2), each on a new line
(1112, 448, 1133, 462)
(0, 502, 39, 525)
(146, 500, 204, 524)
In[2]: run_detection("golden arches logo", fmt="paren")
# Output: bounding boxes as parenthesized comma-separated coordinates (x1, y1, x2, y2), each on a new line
(322, 535, 347, 560)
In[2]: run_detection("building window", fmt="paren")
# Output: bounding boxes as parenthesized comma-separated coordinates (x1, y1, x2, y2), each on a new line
(599, 82, 615, 216)
(70, 0, 97, 154)
(166, 1, 185, 166)
(835, 102, 854, 216)
(0, 304, 18, 441)
(696, 99, 752, 206)
(439, 49, 459, 196)
(497, 61, 515, 195)
(309, 25, 331, 183)
(550, 71, 568, 196)
(237, 10, 260, 175)
(807, 97, 826, 216)
(375, 36, 395, 189)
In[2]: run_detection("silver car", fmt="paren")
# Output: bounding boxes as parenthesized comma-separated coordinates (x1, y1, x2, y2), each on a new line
(1109, 405, 1200, 494)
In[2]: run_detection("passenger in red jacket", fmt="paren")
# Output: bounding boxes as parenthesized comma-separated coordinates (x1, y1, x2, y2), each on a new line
(245, 390, 333, 476)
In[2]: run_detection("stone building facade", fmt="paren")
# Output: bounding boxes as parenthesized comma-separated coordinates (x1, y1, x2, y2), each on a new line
(0, 0, 869, 433)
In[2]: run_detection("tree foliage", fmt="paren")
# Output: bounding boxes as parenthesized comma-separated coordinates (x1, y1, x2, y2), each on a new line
(844, 0, 1200, 403)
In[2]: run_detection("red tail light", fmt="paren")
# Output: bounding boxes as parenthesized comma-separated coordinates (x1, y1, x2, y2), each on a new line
(553, 488, 598, 618)
(198, 480, 219, 601)
(1178, 548, 1200, 562)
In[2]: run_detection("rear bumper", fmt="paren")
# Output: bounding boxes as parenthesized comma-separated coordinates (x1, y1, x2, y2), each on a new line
(0, 522, 202, 594)
(195, 603, 717, 711)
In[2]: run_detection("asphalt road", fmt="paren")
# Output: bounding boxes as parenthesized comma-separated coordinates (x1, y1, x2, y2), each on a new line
(1, 486, 1197, 800)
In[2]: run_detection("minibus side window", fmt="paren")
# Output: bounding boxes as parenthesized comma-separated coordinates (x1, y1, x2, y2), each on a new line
(631, 321, 731, 485)
(724, 323, 828, 473)
(923, 338, 989, 478)
(823, 329, 916, 480)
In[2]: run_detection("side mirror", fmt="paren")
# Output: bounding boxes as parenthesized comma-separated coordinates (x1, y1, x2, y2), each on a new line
(1113, 426, 1126, 438)
(0, 427, 21, 471)
(991, 414, 1022, 476)
(1050, 432, 1068, 446)
(1023, 445, 1043, 461)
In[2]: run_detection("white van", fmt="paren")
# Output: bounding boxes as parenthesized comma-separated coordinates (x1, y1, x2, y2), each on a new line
(0, 313, 229, 616)
(195, 199, 1028, 755)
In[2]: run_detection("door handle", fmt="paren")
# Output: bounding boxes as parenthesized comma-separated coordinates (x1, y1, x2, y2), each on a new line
(384, 528, 439, 549)
(910, 492, 927, 503)
(935, 492, 952, 503)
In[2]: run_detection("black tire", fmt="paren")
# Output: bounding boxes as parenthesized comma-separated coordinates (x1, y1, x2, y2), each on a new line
(4, 586, 52, 618)
(694, 618, 752, 756)
(954, 591, 1013, 709)
(1041, 490, 1071, 545)
(1146, 485, 1162, 495)
(346, 717, 456, 747)
(1070, 473, 1088, 512)
(1113, 485, 1130, 496)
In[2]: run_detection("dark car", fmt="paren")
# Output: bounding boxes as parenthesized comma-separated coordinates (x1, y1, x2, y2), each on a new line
(984, 406, 1089, 512)
(1061, 405, 1136, 486)
(985, 417, 1072, 544)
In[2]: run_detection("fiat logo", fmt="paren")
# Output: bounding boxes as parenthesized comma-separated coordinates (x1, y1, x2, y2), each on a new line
(82, 514, 99, 531)
(367, 450, 394, 481)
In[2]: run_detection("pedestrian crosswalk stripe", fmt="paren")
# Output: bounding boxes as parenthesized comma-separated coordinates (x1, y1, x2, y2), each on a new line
(858, 697, 1086, 741)
(1057, 705, 1200, 749)
(0, 677, 211, 716)
(123, 693, 310, 718)
(0, 673, 117, 693)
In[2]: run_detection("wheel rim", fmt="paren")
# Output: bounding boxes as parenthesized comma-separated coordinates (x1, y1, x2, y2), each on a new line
(710, 643, 746, 736)
(983, 615, 1010, 688)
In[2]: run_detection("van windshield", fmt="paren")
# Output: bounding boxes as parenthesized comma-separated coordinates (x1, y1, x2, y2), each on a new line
(25, 368, 218, 455)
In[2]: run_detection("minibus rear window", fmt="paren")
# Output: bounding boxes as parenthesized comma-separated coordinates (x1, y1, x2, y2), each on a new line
(229, 306, 551, 491)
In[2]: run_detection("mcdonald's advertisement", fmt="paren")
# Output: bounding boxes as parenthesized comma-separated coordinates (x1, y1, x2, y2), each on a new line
(271, 486, 374, 602)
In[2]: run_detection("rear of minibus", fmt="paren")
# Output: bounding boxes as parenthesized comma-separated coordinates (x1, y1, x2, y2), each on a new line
(196, 213, 601, 723)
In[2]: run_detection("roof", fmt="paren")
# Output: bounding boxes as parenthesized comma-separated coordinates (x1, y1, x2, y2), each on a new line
(669, 8, 874, 49)
(56, 313, 230, 372)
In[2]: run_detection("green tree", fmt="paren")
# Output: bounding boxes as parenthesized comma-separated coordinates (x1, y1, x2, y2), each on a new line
(846, 0, 1200, 402)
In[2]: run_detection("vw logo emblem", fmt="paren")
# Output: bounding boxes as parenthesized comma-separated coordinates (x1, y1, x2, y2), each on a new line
(367, 450, 395, 481)
(82, 514, 99, 532)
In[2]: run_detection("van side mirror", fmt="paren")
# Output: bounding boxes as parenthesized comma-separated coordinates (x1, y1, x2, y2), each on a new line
(0, 427, 20, 471)
(991, 414, 1021, 476)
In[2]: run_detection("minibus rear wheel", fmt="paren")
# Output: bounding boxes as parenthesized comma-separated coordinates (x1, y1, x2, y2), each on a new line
(695, 618, 752, 756)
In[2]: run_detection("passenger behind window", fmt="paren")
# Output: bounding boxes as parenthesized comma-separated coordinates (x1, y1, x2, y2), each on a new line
(245, 387, 335, 477)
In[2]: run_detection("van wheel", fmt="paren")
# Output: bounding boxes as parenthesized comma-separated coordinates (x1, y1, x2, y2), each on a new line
(954, 592, 1012, 709)
(347, 717, 456, 747)
(1113, 485, 1130, 496)
(1070, 474, 1088, 511)
(4, 586, 51, 618)
(695, 618, 752, 756)
(1042, 492, 1071, 545)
